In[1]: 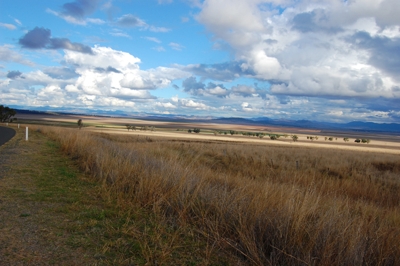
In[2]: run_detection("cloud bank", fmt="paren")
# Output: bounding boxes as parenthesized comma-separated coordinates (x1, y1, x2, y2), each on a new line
(1, 0, 400, 123)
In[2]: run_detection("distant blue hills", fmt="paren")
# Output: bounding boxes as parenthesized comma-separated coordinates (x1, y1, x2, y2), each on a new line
(13, 108, 400, 134)
(211, 117, 400, 134)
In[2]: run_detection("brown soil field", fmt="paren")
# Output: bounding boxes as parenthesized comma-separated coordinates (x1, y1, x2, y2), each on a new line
(14, 113, 400, 155)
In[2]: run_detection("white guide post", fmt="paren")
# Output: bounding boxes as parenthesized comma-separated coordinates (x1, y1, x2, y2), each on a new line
(26, 127, 28, 141)
(18, 124, 20, 129)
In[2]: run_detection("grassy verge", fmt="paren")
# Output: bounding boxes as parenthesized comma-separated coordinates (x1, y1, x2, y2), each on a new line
(0, 127, 229, 265)
(37, 126, 400, 265)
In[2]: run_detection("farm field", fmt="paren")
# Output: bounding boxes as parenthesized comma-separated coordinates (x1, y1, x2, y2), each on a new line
(3, 113, 399, 265)
(15, 113, 400, 155)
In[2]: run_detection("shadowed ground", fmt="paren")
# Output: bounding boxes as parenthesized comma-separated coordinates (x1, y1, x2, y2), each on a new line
(0, 126, 16, 146)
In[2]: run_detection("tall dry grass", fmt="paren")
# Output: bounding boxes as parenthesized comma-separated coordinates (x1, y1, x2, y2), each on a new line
(42, 127, 400, 265)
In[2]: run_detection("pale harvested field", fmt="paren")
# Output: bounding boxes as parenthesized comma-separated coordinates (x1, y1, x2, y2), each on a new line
(14, 113, 400, 154)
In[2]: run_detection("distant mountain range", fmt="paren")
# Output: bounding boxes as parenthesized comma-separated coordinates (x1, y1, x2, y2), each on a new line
(14, 108, 400, 134)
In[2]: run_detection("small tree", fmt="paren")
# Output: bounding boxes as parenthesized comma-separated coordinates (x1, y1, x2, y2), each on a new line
(193, 128, 200, 133)
(0, 105, 17, 122)
(329, 137, 333, 141)
(126, 124, 132, 131)
(355, 139, 361, 143)
(188, 129, 192, 133)
(292, 135, 298, 142)
(343, 137, 349, 142)
(270, 135, 277, 140)
(77, 119, 83, 129)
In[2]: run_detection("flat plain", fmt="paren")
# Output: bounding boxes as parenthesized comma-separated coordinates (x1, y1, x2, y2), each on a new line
(3, 113, 399, 265)
(15, 113, 400, 154)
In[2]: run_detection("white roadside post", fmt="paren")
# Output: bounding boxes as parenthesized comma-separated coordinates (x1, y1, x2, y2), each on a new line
(18, 124, 20, 129)
(26, 127, 28, 141)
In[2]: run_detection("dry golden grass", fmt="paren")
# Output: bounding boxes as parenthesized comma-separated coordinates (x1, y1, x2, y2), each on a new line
(41, 126, 400, 265)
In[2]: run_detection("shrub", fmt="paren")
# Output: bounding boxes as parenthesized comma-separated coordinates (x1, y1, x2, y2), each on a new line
(77, 119, 83, 129)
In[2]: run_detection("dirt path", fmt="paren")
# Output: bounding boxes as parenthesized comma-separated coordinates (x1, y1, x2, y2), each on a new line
(0, 128, 101, 265)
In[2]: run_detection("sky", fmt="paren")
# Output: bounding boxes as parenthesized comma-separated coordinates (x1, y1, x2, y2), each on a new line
(1, 0, 400, 123)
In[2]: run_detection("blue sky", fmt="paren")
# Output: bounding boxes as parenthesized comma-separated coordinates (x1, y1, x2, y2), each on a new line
(1, 0, 400, 123)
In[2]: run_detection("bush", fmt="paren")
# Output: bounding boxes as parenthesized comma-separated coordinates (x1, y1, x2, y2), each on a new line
(355, 139, 361, 143)
(77, 119, 83, 129)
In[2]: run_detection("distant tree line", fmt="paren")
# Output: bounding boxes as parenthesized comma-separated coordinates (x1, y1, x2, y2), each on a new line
(125, 125, 155, 132)
(355, 138, 370, 143)
(188, 128, 200, 133)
